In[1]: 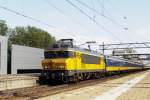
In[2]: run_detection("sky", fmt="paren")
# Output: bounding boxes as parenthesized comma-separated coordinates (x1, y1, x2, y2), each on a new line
(0, 0, 150, 53)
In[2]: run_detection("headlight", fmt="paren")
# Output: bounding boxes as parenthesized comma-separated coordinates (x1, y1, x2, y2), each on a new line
(44, 65, 48, 69)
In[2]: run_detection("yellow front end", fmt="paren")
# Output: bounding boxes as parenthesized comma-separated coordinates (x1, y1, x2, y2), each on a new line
(42, 58, 68, 70)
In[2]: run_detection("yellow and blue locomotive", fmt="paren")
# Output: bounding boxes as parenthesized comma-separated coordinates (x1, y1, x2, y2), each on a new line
(40, 39, 144, 82)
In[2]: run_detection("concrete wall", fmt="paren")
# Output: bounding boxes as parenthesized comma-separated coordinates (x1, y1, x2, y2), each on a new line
(0, 36, 8, 74)
(0, 75, 38, 91)
(11, 45, 44, 74)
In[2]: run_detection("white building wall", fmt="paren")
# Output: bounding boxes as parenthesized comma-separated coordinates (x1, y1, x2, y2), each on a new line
(0, 36, 8, 74)
(11, 45, 44, 74)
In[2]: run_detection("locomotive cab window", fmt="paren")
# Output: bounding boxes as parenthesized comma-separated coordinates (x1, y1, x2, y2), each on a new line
(44, 51, 74, 58)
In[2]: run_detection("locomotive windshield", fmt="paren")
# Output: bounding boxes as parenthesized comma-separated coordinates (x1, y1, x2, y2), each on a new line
(44, 51, 74, 58)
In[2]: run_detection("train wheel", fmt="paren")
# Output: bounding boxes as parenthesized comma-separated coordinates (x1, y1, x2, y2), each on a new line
(62, 77, 69, 83)
(106, 72, 112, 76)
(95, 72, 101, 79)
(86, 72, 90, 80)
(73, 74, 79, 82)
(82, 73, 85, 80)
(39, 75, 47, 84)
(79, 73, 84, 81)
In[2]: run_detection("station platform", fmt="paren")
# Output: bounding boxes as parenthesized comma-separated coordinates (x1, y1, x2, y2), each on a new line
(117, 70, 150, 100)
(0, 74, 38, 91)
(36, 70, 150, 100)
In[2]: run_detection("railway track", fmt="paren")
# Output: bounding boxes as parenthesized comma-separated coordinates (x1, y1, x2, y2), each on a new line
(0, 71, 145, 100)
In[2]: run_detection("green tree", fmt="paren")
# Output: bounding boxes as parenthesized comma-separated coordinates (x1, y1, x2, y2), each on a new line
(0, 20, 8, 36)
(9, 26, 56, 49)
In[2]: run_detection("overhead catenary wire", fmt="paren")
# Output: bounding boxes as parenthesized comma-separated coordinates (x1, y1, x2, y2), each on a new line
(65, 0, 122, 42)
(100, 0, 105, 16)
(0, 4, 81, 39)
(44, 0, 64, 15)
(43, 0, 90, 41)
(96, 0, 129, 34)
(97, 0, 112, 18)
(0, 4, 93, 47)
(103, 0, 150, 42)
(91, 0, 96, 21)
(44, 0, 117, 44)
(0, 5, 55, 28)
(75, 0, 125, 30)
(96, 0, 115, 23)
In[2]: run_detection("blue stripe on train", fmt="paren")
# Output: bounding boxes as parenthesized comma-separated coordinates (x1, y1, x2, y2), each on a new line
(105, 57, 143, 67)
